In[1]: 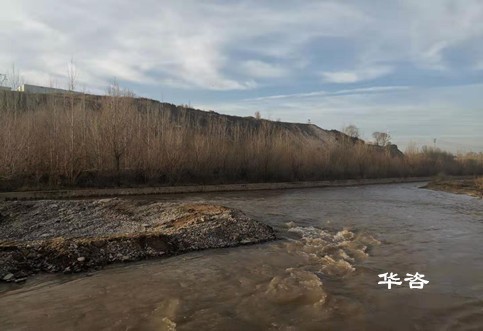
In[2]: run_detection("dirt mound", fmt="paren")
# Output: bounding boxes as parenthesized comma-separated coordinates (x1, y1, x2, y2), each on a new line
(0, 199, 276, 282)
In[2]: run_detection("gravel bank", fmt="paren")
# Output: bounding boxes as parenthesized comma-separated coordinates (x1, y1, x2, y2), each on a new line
(0, 199, 276, 282)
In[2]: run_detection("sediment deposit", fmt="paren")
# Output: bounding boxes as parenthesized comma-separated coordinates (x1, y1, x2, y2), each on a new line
(0, 199, 276, 282)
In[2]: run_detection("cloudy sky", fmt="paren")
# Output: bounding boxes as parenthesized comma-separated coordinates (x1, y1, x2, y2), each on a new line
(1, 0, 483, 152)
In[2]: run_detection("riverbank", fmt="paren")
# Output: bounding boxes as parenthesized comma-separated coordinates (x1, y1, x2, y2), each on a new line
(0, 199, 276, 282)
(0, 177, 436, 201)
(423, 177, 483, 198)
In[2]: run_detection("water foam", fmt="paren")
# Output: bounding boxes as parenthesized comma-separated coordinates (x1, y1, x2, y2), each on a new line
(264, 268, 327, 307)
(286, 223, 380, 277)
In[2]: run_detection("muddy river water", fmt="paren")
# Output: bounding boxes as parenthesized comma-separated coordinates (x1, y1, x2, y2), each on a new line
(0, 182, 482, 330)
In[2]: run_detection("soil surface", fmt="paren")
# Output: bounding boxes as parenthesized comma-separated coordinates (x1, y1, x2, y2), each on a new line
(0, 199, 276, 282)
(423, 178, 483, 198)
(0, 177, 433, 200)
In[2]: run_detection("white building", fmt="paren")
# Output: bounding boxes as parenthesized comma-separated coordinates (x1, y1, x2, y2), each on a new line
(16, 84, 75, 94)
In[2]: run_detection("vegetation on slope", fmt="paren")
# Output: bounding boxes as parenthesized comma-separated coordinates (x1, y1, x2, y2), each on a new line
(0, 90, 482, 191)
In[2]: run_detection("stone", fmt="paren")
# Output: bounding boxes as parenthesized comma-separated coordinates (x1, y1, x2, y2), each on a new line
(77, 256, 86, 262)
(3, 273, 14, 281)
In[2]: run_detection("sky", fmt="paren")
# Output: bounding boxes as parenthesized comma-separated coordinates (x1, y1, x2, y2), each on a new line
(1, 0, 483, 152)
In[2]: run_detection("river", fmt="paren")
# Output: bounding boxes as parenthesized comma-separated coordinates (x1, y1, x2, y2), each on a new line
(0, 182, 482, 330)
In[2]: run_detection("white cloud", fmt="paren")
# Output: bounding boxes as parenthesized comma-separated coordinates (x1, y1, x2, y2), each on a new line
(3, 1, 483, 91)
(357, 0, 483, 69)
(241, 60, 288, 79)
(244, 86, 409, 102)
(321, 66, 393, 83)
(1, 0, 483, 154)
(0, 0, 369, 91)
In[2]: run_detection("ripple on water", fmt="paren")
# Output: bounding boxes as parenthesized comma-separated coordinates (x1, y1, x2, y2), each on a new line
(285, 223, 380, 277)
(0, 223, 381, 331)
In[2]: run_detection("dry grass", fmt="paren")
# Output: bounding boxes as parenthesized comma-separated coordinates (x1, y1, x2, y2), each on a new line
(0, 92, 482, 191)
(475, 177, 483, 190)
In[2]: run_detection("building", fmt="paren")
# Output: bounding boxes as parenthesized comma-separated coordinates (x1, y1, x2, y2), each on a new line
(0, 86, 11, 91)
(16, 84, 75, 94)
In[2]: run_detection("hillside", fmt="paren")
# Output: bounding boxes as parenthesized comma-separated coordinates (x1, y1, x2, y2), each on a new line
(0, 90, 401, 152)
(1, 90, 476, 191)
(0, 91, 341, 141)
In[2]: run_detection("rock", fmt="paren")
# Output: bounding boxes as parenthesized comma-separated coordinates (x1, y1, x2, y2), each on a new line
(77, 257, 86, 262)
(63, 267, 72, 274)
(3, 273, 14, 282)
(14, 277, 27, 283)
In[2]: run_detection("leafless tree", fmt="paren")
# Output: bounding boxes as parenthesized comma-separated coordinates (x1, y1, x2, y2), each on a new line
(342, 124, 360, 138)
(0, 91, 480, 189)
(7, 64, 23, 90)
(0, 73, 7, 87)
(254, 111, 261, 120)
(67, 57, 78, 91)
(372, 131, 391, 146)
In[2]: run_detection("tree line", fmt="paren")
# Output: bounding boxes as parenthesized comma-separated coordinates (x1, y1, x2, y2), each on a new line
(0, 90, 482, 191)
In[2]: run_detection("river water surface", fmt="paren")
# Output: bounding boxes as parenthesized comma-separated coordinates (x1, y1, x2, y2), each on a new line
(1, 183, 482, 330)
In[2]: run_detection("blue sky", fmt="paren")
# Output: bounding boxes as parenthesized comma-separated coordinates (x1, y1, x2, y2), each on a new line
(1, 0, 483, 152)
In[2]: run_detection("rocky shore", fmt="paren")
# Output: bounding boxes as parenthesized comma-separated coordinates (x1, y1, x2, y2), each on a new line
(0, 199, 276, 282)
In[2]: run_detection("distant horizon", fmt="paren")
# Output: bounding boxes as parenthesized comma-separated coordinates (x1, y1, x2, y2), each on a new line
(1, 1, 482, 153)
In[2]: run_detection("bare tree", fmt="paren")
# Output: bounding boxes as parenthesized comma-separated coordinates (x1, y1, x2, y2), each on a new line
(48, 75, 58, 88)
(106, 78, 136, 98)
(2, 91, 480, 189)
(254, 111, 261, 120)
(0, 73, 7, 87)
(102, 79, 136, 183)
(7, 64, 23, 90)
(372, 131, 391, 146)
(342, 124, 360, 138)
(67, 57, 78, 91)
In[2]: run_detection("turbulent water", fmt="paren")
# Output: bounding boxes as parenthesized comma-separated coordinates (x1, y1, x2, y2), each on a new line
(0, 183, 482, 330)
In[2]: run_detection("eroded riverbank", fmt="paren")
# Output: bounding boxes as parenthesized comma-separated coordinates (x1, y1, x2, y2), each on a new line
(0, 199, 275, 282)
